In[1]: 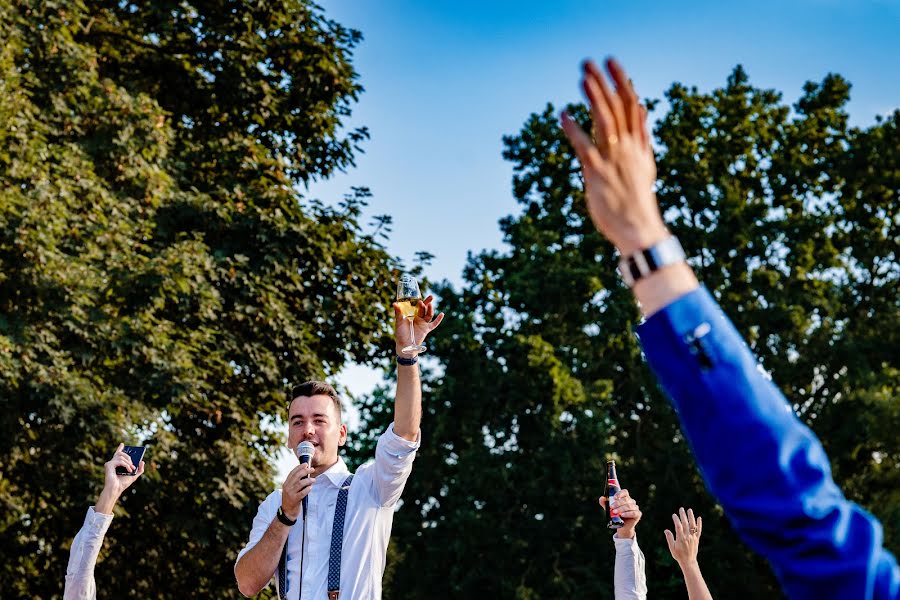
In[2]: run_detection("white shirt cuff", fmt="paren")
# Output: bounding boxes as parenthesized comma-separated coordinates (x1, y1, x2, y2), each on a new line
(383, 422, 421, 457)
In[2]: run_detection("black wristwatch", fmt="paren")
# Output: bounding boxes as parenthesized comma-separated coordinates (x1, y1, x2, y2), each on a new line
(276, 506, 297, 527)
(397, 355, 418, 366)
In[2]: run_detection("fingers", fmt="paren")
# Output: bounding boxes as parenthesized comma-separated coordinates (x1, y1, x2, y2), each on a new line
(605, 58, 640, 135)
(598, 496, 607, 508)
(136, 461, 146, 477)
(584, 60, 625, 142)
(697, 515, 703, 537)
(116, 456, 135, 472)
(638, 104, 650, 150)
(419, 295, 432, 319)
(110, 444, 134, 473)
(428, 312, 445, 331)
(284, 463, 314, 485)
(672, 512, 684, 538)
(560, 111, 602, 171)
(664, 529, 675, 554)
(581, 70, 616, 154)
(296, 475, 315, 499)
(679, 506, 690, 532)
(687, 507, 697, 531)
(609, 490, 640, 521)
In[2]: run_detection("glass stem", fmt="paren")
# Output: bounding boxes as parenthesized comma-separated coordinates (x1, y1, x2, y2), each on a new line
(407, 317, 416, 348)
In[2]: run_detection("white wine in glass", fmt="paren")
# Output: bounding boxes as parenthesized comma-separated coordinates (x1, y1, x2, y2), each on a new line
(396, 274, 426, 355)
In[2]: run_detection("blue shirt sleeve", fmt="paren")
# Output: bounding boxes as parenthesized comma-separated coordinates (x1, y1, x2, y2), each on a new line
(636, 286, 900, 600)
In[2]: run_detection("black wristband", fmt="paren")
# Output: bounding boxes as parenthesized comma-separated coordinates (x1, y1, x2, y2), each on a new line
(276, 506, 297, 526)
(396, 355, 418, 366)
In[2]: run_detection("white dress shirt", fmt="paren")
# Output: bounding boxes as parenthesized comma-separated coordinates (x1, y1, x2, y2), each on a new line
(613, 533, 648, 600)
(63, 507, 114, 600)
(237, 423, 420, 599)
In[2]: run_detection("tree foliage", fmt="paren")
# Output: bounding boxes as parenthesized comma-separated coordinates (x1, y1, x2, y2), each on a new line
(0, 1, 396, 597)
(350, 67, 899, 599)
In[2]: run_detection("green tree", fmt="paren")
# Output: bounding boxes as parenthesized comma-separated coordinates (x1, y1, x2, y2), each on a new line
(0, 1, 395, 597)
(350, 68, 898, 598)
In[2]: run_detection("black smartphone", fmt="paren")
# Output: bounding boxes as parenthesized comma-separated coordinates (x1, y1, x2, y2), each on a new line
(116, 446, 146, 476)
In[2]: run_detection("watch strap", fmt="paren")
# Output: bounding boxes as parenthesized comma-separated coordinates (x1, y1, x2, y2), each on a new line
(276, 506, 297, 527)
(617, 236, 686, 287)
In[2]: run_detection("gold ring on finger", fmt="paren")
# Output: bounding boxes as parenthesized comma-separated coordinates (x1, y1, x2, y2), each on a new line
(690, 527, 699, 534)
(608, 134, 619, 146)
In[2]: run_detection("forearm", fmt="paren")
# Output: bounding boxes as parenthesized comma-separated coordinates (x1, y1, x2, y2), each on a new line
(234, 519, 291, 597)
(631, 261, 699, 317)
(393, 362, 421, 441)
(94, 487, 120, 515)
(679, 562, 713, 600)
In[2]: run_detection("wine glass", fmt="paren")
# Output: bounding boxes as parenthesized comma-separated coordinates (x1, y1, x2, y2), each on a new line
(396, 274, 427, 355)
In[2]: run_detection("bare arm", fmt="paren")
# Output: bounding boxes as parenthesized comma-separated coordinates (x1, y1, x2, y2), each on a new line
(392, 294, 443, 440)
(234, 517, 292, 597)
(234, 464, 314, 597)
(394, 360, 422, 440)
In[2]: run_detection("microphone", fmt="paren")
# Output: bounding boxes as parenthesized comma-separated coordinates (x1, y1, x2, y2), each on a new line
(296, 441, 314, 518)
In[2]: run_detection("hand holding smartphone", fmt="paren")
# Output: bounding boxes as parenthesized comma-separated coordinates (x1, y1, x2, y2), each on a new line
(116, 445, 147, 476)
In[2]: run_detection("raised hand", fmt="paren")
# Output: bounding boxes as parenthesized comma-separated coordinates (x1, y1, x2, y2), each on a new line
(599, 488, 643, 539)
(96, 443, 145, 514)
(393, 294, 444, 356)
(665, 507, 702, 568)
(560, 58, 667, 257)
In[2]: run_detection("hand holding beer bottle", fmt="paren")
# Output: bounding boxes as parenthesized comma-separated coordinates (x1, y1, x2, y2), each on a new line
(599, 460, 642, 538)
(394, 274, 445, 356)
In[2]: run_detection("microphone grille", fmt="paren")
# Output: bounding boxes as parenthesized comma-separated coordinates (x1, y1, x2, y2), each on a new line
(297, 441, 315, 459)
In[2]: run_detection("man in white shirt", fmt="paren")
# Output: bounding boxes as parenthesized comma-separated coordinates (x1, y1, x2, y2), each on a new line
(235, 295, 444, 599)
(64, 444, 145, 600)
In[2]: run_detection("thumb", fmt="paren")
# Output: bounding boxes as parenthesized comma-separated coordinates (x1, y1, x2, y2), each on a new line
(598, 496, 607, 509)
(664, 529, 676, 554)
(116, 442, 124, 453)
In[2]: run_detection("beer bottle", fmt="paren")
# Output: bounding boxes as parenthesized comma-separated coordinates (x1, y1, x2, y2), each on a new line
(605, 460, 625, 529)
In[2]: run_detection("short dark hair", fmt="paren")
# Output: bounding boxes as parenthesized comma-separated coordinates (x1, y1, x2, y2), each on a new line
(288, 380, 343, 421)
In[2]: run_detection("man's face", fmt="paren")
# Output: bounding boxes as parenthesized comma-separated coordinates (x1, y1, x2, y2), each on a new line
(287, 394, 347, 471)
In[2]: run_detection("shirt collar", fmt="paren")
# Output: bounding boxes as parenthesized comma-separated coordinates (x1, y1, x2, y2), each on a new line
(319, 456, 351, 487)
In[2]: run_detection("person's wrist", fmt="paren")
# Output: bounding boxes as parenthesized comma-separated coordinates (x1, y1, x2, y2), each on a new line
(617, 526, 636, 539)
(678, 558, 700, 573)
(95, 486, 119, 515)
(279, 504, 299, 524)
(611, 216, 669, 257)
(397, 354, 418, 367)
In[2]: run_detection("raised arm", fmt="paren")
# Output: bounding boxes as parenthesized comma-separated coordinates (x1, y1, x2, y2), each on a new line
(392, 294, 443, 440)
(64, 444, 144, 600)
(561, 57, 900, 599)
(600, 490, 647, 600)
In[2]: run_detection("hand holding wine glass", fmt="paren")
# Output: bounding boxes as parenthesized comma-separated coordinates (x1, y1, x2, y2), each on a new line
(394, 274, 445, 356)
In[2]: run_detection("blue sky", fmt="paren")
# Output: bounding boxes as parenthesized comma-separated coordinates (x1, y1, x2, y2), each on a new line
(309, 0, 900, 291)
(277, 0, 900, 476)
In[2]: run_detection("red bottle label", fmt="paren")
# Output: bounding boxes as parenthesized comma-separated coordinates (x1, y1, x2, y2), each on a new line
(607, 480, 621, 517)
